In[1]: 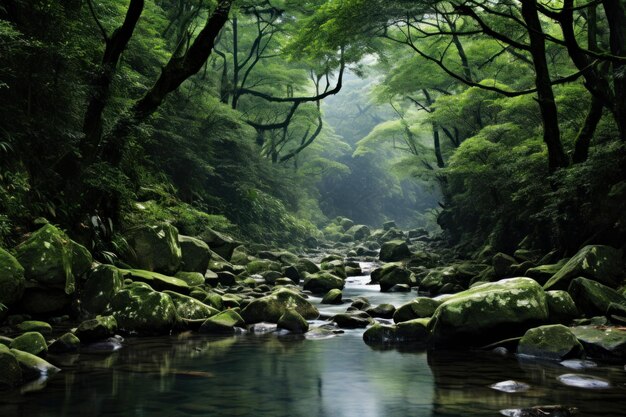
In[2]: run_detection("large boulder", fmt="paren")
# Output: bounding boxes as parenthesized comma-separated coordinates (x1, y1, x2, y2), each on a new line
(121, 269, 190, 294)
(241, 288, 319, 323)
(379, 240, 411, 262)
(567, 277, 626, 317)
(347, 225, 370, 241)
(106, 283, 179, 335)
(0, 345, 22, 388)
(277, 309, 309, 334)
(429, 278, 549, 347)
(199, 310, 245, 334)
(363, 319, 430, 345)
(517, 324, 584, 360)
(571, 326, 626, 360)
(199, 228, 241, 261)
(303, 272, 344, 294)
(525, 259, 569, 285)
(0, 247, 25, 315)
(81, 264, 123, 315)
(15, 223, 92, 294)
(321, 289, 343, 305)
(10, 348, 59, 381)
(75, 315, 118, 343)
(10, 332, 47, 357)
(124, 223, 182, 275)
(545, 290, 579, 324)
(163, 290, 219, 320)
(544, 245, 623, 291)
(378, 265, 415, 292)
(178, 235, 211, 274)
(393, 298, 441, 323)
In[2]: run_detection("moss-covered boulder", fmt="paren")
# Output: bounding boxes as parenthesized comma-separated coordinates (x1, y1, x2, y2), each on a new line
(321, 289, 343, 305)
(241, 288, 319, 323)
(363, 323, 397, 344)
(121, 269, 190, 294)
(294, 258, 320, 276)
(81, 264, 123, 315)
(363, 319, 430, 345)
(570, 326, 626, 360)
(15, 321, 51, 335)
(174, 271, 205, 287)
(320, 259, 346, 279)
(303, 272, 344, 294)
(546, 290, 579, 324)
(525, 259, 569, 285)
(429, 278, 549, 347)
(124, 223, 182, 275)
(393, 298, 440, 323)
(163, 290, 218, 320)
(199, 228, 240, 261)
(567, 277, 626, 317)
(544, 245, 623, 291)
(10, 332, 47, 356)
(277, 309, 309, 334)
(10, 348, 59, 381)
(517, 324, 584, 360)
(365, 303, 396, 319)
(378, 265, 415, 292)
(379, 240, 411, 262)
(14, 223, 92, 294)
(75, 316, 118, 343)
(246, 259, 282, 275)
(331, 312, 373, 329)
(107, 283, 178, 335)
(0, 247, 25, 315)
(178, 235, 211, 274)
(48, 333, 80, 353)
(347, 225, 370, 241)
(199, 310, 245, 334)
(0, 344, 22, 388)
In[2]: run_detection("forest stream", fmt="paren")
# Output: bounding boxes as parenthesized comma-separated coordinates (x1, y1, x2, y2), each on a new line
(1, 257, 626, 417)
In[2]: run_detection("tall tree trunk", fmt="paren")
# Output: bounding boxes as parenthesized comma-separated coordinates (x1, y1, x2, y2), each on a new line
(433, 124, 445, 168)
(602, 0, 626, 140)
(573, 96, 604, 163)
(521, 0, 568, 171)
(231, 16, 240, 109)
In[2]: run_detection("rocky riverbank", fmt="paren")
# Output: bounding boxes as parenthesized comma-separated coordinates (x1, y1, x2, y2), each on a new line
(0, 217, 625, 396)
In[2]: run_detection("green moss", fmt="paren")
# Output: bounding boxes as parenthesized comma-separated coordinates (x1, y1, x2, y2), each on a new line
(518, 324, 583, 360)
(241, 288, 319, 323)
(10, 332, 47, 356)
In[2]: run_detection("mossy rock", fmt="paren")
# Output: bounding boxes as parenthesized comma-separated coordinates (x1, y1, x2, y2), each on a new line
(48, 333, 80, 353)
(10, 332, 47, 356)
(0, 247, 25, 315)
(379, 265, 415, 292)
(121, 269, 190, 294)
(75, 315, 118, 343)
(81, 264, 124, 315)
(544, 245, 623, 291)
(340, 218, 354, 231)
(365, 304, 396, 319)
(10, 348, 59, 381)
(174, 271, 205, 287)
(570, 325, 626, 360)
(568, 277, 626, 317)
(379, 240, 411, 262)
(525, 259, 569, 285)
(241, 288, 319, 323)
(294, 259, 320, 275)
(246, 259, 282, 275)
(363, 319, 430, 345)
(546, 290, 579, 324)
(320, 259, 346, 279)
(393, 298, 440, 323)
(0, 344, 22, 388)
(347, 225, 371, 241)
(429, 278, 549, 347)
(178, 235, 211, 274)
(370, 262, 402, 283)
(199, 228, 241, 261)
(15, 321, 52, 335)
(199, 310, 244, 334)
(124, 223, 182, 275)
(14, 223, 92, 294)
(277, 309, 309, 333)
(163, 290, 219, 320)
(331, 312, 372, 329)
(321, 289, 343, 305)
(363, 323, 397, 344)
(518, 324, 584, 360)
(106, 283, 179, 335)
(303, 272, 344, 294)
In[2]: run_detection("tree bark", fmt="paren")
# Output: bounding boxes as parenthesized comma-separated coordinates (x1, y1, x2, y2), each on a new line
(602, 0, 626, 140)
(573, 96, 604, 163)
(521, 0, 568, 171)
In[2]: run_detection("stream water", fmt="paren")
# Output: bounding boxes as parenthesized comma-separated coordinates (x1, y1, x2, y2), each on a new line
(1, 263, 626, 417)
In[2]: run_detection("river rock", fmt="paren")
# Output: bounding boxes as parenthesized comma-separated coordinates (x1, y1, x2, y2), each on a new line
(14, 223, 92, 294)
(81, 264, 124, 315)
(570, 325, 626, 360)
(178, 235, 211, 274)
(525, 259, 569, 285)
(277, 309, 309, 333)
(379, 240, 411, 262)
(568, 277, 626, 317)
(383, 221, 397, 231)
(379, 265, 415, 292)
(0, 344, 22, 388)
(347, 225, 370, 241)
(75, 315, 118, 343)
(48, 333, 80, 353)
(303, 272, 344, 294)
(199, 310, 245, 334)
(379, 228, 405, 243)
(174, 271, 205, 287)
(363, 319, 430, 344)
(107, 283, 178, 335)
(0, 247, 25, 315)
(282, 265, 302, 284)
(556, 373, 610, 389)
(246, 259, 282, 274)
(241, 288, 319, 323)
(10, 332, 47, 357)
(544, 245, 623, 291)
(545, 290, 579, 324)
(199, 228, 240, 261)
(393, 298, 440, 323)
(10, 348, 59, 381)
(122, 269, 190, 294)
(429, 278, 549, 347)
(163, 290, 218, 320)
(365, 303, 396, 319)
(517, 324, 583, 360)
(320, 259, 346, 279)
(124, 223, 182, 275)
(331, 312, 373, 329)
(15, 321, 52, 335)
(321, 289, 343, 305)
